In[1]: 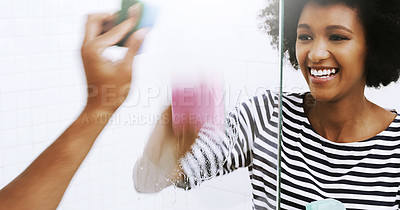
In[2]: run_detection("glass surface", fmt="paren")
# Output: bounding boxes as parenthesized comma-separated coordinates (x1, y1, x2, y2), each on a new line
(277, 0, 285, 209)
(0, 0, 285, 209)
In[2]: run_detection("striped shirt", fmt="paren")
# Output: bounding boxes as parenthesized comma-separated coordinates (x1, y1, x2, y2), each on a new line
(178, 90, 400, 210)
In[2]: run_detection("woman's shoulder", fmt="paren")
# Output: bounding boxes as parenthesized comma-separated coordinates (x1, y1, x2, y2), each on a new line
(385, 112, 400, 133)
(240, 89, 306, 105)
(234, 89, 308, 109)
(233, 89, 307, 119)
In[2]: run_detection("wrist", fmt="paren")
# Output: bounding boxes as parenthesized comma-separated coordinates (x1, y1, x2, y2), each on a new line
(79, 106, 116, 125)
(83, 105, 117, 114)
(85, 97, 121, 113)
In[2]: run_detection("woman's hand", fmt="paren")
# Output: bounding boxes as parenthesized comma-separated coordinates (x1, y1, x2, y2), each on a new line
(81, 6, 147, 112)
(0, 9, 149, 209)
(133, 106, 201, 193)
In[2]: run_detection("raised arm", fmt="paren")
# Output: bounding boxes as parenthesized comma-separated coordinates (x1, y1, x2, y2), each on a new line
(0, 7, 147, 210)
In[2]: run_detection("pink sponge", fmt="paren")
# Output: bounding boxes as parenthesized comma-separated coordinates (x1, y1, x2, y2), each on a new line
(171, 80, 224, 136)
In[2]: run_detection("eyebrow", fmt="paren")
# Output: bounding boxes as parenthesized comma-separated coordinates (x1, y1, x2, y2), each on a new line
(297, 24, 354, 34)
(297, 24, 310, 30)
(326, 25, 354, 34)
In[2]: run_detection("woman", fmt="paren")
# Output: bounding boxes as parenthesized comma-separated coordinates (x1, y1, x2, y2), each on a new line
(134, 0, 400, 209)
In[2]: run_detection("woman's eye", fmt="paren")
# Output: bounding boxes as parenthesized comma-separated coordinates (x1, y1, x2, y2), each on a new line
(329, 34, 349, 41)
(298, 34, 312, 41)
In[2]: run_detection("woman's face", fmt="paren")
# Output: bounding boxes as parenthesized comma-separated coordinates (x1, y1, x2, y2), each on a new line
(295, 1, 367, 102)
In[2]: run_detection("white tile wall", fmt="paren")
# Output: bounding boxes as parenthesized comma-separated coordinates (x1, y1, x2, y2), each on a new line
(4, 0, 263, 208)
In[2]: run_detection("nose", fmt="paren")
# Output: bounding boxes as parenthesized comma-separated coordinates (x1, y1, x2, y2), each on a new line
(308, 39, 329, 62)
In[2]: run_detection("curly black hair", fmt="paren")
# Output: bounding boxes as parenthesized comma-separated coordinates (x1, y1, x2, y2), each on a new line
(260, 0, 400, 88)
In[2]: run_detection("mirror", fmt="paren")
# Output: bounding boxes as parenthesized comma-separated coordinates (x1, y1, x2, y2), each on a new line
(0, 0, 282, 209)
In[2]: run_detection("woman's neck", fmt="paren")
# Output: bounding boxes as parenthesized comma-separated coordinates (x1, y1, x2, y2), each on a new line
(304, 93, 395, 143)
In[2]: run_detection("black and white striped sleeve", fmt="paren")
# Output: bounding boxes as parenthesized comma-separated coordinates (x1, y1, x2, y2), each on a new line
(177, 99, 256, 189)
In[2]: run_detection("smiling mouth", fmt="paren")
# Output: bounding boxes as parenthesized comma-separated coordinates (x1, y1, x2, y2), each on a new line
(308, 67, 340, 78)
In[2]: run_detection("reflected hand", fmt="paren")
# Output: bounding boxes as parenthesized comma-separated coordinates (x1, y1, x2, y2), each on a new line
(81, 8, 148, 112)
(160, 106, 200, 158)
(134, 106, 200, 192)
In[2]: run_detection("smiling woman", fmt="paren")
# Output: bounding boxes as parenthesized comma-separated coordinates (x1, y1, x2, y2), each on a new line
(296, 2, 368, 103)
(292, 1, 398, 145)
(134, 0, 400, 209)
(263, 0, 400, 88)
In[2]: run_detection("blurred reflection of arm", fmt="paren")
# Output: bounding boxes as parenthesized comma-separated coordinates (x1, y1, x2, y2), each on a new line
(134, 101, 254, 192)
(0, 9, 147, 210)
(133, 106, 193, 193)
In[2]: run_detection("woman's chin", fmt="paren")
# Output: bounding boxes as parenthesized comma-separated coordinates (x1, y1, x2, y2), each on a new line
(308, 89, 337, 103)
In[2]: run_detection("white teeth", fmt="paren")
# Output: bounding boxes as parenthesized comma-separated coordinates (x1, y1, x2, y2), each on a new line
(310, 68, 338, 78)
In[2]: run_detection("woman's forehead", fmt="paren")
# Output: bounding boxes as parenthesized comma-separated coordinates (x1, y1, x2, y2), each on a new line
(298, 1, 361, 31)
